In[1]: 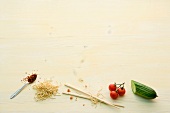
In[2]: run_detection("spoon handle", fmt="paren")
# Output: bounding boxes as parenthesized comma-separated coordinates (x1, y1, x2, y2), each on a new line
(10, 83, 29, 99)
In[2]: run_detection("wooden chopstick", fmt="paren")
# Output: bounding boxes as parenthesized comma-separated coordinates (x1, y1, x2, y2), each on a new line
(64, 83, 124, 108)
(63, 92, 90, 100)
(62, 92, 123, 108)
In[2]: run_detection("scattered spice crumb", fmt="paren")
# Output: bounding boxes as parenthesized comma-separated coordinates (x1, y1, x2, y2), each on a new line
(85, 85, 87, 88)
(78, 78, 84, 83)
(90, 97, 98, 105)
(67, 89, 71, 92)
(70, 96, 73, 100)
(81, 59, 84, 63)
(83, 104, 85, 106)
(73, 69, 77, 76)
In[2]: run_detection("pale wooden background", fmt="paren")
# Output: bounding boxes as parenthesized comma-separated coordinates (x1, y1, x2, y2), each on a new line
(0, 0, 170, 113)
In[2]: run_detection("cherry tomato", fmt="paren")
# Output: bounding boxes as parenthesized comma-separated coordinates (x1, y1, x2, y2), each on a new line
(117, 87, 126, 96)
(109, 84, 116, 91)
(110, 91, 118, 99)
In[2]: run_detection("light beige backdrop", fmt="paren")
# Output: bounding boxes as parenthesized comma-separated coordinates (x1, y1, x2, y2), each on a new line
(0, 0, 170, 113)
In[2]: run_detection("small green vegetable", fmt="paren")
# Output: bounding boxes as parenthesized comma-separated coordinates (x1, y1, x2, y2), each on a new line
(131, 80, 158, 99)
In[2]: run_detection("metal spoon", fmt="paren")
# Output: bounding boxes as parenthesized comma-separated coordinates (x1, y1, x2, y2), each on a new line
(10, 83, 30, 99)
(10, 74, 37, 99)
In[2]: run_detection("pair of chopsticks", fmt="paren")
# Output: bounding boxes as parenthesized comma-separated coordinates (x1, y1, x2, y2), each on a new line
(62, 83, 124, 109)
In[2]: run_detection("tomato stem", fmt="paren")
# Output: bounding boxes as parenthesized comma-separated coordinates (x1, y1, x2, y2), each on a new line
(116, 82, 125, 89)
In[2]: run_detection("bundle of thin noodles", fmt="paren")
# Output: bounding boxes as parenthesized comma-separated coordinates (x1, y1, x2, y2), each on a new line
(32, 80, 59, 101)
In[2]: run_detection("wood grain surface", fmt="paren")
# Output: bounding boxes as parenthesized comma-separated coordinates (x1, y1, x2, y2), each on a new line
(0, 0, 170, 113)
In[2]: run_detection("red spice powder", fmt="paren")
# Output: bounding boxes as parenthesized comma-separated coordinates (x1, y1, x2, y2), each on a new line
(23, 73, 37, 83)
(70, 96, 73, 100)
(67, 89, 71, 92)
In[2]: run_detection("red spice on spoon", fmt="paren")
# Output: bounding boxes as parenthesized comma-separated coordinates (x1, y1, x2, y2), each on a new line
(23, 74, 37, 83)
(10, 73, 37, 99)
(28, 74, 37, 83)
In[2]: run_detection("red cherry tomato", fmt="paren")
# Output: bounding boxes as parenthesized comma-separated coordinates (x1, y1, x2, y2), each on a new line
(117, 87, 126, 96)
(110, 91, 118, 99)
(109, 84, 116, 91)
